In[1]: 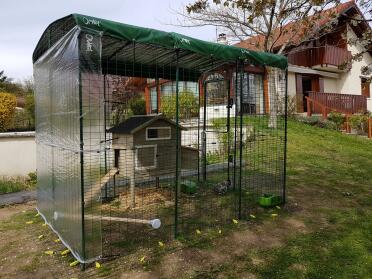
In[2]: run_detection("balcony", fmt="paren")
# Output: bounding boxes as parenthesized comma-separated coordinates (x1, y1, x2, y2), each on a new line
(307, 92, 367, 116)
(287, 45, 352, 72)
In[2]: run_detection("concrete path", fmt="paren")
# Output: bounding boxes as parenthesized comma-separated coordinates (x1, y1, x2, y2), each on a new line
(0, 190, 36, 206)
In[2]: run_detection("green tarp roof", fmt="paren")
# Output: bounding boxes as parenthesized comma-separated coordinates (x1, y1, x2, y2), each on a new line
(33, 14, 287, 69)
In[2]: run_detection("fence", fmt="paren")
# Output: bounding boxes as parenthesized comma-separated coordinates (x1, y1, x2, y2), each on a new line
(307, 92, 367, 117)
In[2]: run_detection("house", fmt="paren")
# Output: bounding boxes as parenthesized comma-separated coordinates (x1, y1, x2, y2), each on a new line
(236, 0, 372, 114)
(108, 114, 198, 206)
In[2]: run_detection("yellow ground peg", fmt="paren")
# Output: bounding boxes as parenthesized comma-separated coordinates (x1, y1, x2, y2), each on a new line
(44, 250, 54, 255)
(218, 229, 222, 234)
(26, 221, 34, 224)
(249, 214, 256, 219)
(232, 219, 239, 224)
(69, 260, 79, 267)
(139, 256, 146, 263)
(38, 234, 44, 239)
(61, 249, 70, 256)
(54, 238, 61, 243)
(271, 213, 278, 218)
(95, 262, 102, 269)
(196, 229, 201, 235)
(275, 205, 281, 210)
(42, 223, 47, 227)
(35, 213, 40, 217)
(158, 241, 164, 248)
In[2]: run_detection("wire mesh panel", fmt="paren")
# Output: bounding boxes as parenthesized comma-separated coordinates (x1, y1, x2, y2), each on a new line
(33, 14, 288, 264)
(34, 27, 84, 261)
(236, 66, 287, 217)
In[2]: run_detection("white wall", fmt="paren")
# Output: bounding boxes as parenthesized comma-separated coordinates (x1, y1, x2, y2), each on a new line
(323, 78, 338, 92)
(337, 25, 372, 97)
(287, 72, 296, 97)
(0, 132, 36, 177)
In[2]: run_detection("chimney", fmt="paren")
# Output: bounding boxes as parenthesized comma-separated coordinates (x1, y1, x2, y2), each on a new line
(217, 33, 228, 45)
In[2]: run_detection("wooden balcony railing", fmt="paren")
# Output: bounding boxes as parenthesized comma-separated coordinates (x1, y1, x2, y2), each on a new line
(287, 45, 352, 69)
(307, 92, 367, 116)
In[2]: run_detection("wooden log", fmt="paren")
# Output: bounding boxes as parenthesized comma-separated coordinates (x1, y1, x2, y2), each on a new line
(84, 168, 119, 205)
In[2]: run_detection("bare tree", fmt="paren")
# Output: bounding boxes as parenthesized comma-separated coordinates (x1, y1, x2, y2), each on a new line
(178, 0, 341, 54)
(346, 0, 372, 83)
(177, 0, 371, 125)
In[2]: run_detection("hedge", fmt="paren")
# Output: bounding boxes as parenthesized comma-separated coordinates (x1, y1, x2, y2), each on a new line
(0, 92, 17, 132)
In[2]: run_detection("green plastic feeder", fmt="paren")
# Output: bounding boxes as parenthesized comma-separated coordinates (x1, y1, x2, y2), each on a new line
(258, 194, 282, 208)
(181, 180, 197, 194)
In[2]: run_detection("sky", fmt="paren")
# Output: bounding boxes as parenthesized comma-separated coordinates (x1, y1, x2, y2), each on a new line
(0, 0, 217, 81)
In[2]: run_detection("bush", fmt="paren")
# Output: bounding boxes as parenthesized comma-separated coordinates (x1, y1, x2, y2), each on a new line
(295, 115, 338, 131)
(27, 172, 37, 187)
(129, 98, 146, 115)
(0, 92, 16, 132)
(161, 91, 198, 119)
(10, 109, 34, 132)
(349, 114, 369, 134)
(328, 111, 345, 131)
(25, 94, 35, 123)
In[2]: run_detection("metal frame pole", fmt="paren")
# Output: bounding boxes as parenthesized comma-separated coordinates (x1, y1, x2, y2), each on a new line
(78, 33, 86, 263)
(283, 69, 288, 204)
(238, 60, 244, 219)
(174, 49, 180, 238)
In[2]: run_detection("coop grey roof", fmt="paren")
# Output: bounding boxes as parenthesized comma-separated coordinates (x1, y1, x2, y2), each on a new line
(107, 114, 185, 134)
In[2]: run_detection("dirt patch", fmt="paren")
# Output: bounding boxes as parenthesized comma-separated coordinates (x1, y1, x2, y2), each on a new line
(120, 270, 159, 279)
(290, 263, 307, 272)
(102, 187, 173, 213)
(283, 218, 308, 233)
(239, 273, 258, 279)
(251, 257, 265, 266)
(0, 202, 35, 220)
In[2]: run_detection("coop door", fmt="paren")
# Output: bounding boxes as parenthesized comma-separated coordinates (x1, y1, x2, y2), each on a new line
(135, 145, 157, 170)
(201, 75, 233, 184)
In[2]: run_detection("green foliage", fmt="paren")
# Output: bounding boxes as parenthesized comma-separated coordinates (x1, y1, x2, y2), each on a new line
(328, 111, 345, 130)
(0, 92, 16, 132)
(0, 70, 7, 83)
(27, 172, 37, 187)
(349, 114, 370, 134)
(161, 91, 198, 119)
(25, 94, 35, 123)
(129, 98, 146, 115)
(295, 115, 339, 131)
(0, 180, 26, 194)
(0, 173, 37, 194)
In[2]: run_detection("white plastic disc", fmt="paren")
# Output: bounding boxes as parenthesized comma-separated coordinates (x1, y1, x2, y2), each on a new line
(150, 219, 161, 229)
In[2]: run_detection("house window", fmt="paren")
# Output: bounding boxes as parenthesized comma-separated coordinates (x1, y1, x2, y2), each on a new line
(361, 78, 370, 98)
(135, 145, 157, 170)
(146, 127, 171, 140)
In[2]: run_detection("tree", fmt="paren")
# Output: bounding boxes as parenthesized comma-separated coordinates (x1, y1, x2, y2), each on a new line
(179, 0, 341, 54)
(161, 91, 199, 120)
(25, 94, 35, 124)
(179, 0, 371, 125)
(346, 0, 372, 83)
(0, 92, 17, 132)
(0, 71, 8, 83)
(129, 98, 147, 115)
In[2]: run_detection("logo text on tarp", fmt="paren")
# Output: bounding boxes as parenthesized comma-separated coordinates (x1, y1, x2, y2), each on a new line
(86, 34, 94, 52)
(83, 17, 101, 27)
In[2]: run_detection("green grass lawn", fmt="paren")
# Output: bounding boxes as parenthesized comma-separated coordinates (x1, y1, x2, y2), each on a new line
(0, 119, 371, 278)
